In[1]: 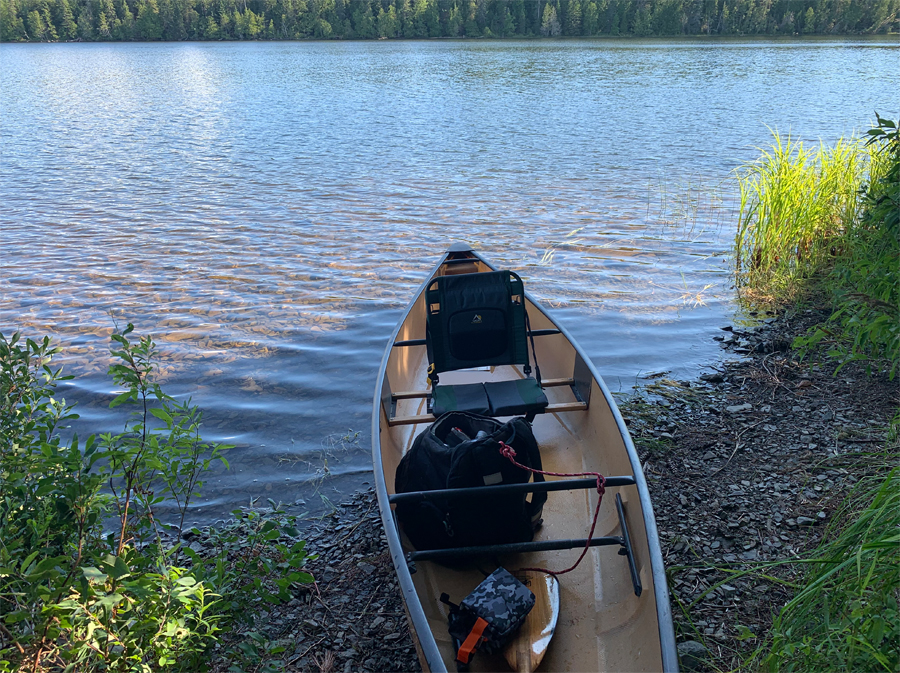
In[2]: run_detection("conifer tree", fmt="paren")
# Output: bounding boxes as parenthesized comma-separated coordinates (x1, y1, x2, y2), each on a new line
(54, 0, 77, 37)
(26, 8, 44, 37)
(564, 0, 581, 34)
(540, 1, 560, 34)
(135, 0, 162, 38)
(0, 0, 27, 40)
(582, 0, 597, 33)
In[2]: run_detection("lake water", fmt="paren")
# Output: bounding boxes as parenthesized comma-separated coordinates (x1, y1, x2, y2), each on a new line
(1, 38, 897, 522)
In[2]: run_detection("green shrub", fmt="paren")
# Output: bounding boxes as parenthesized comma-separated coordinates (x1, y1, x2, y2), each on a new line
(0, 326, 313, 672)
(793, 115, 900, 378)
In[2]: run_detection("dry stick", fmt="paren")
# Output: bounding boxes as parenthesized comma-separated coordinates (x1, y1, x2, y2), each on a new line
(760, 352, 794, 399)
(357, 584, 383, 620)
(287, 635, 329, 666)
(0, 623, 24, 655)
(708, 421, 766, 478)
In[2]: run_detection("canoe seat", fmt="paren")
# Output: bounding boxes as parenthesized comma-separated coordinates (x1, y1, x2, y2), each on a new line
(426, 270, 549, 419)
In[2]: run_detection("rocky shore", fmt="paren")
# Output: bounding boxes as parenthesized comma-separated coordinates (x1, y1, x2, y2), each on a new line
(210, 307, 897, 672)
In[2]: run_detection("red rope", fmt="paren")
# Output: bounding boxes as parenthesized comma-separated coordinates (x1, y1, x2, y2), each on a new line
(498, 441, 606, 577)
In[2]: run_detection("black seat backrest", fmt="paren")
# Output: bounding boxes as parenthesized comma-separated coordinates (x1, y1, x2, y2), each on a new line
(426, 270, 530, 379)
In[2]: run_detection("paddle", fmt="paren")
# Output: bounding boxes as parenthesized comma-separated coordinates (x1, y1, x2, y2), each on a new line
(503, 571, 560, 673)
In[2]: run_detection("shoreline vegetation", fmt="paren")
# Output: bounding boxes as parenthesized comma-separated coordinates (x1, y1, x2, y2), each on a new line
(1, 118, 897, 671)
(1, 0, 898, 43)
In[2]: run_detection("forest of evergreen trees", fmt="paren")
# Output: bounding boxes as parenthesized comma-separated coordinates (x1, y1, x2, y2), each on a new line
(1, 0, 897, 42)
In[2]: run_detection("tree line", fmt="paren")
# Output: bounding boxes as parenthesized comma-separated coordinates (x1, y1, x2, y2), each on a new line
(1, 0, 897, 42)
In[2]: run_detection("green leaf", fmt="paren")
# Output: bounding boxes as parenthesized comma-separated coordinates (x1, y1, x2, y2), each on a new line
(95, 592, 124, 610)
(108, 556, 131, 580)
(82, 567, 108, 583)
(109, 391, 134, 408)
(150, 407, 173, 423)
(19, 550, 40, 573)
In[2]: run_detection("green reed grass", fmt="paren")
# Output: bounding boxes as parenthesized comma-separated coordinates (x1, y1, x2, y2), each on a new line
(736, 118, 899, 378)
(735, 133, 869, 300)
(762, 461, 900, 672)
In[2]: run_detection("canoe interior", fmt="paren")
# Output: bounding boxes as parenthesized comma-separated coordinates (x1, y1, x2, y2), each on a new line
(377, 257, 665, 672)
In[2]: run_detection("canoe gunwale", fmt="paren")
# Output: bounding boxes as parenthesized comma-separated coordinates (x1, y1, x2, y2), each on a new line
(371, 245, 678, 673)
(372, 249, 453, 673)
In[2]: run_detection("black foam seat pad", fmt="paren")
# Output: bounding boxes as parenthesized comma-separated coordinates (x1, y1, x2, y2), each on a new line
(484, 378, 549, 417)
(432, 378, 548, 418)
(432, 382, 491, 417)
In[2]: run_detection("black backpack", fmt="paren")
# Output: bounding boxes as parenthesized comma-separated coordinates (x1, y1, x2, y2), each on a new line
(394, 412, 546, 552)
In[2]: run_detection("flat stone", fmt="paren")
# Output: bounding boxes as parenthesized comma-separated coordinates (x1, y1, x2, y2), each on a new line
(677, 640, 709, 671)
(726, 403, 752, 413)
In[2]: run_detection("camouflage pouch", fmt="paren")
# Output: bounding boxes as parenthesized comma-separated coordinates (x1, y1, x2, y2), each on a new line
(440, 567, 535, 665)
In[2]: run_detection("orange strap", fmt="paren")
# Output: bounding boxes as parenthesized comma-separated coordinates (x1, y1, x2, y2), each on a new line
(456, 617, 489, 664)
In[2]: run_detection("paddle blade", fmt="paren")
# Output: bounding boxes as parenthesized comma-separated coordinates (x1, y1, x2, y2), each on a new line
(503, 572, 560, 673)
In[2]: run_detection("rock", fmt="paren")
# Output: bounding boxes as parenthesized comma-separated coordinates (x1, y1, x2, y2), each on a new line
(726, 403, 752, 413)
(796, 516, 816, 526)
(677, 640, 709, 670)
(720, 584, 737, 598)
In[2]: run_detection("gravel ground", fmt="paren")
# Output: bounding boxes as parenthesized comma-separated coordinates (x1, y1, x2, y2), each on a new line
(629, 308, 898, 670)
(209, 307, 897, 673)
(209, 489, 422, 673)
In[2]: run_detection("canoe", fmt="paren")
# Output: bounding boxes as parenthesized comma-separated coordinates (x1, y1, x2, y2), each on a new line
(372, 243, 678, 672)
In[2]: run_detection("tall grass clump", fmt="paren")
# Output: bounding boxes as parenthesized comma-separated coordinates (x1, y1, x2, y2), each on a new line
(736, 115, 900, 377)
(735, 132, 868, 300)
(763, 460, 900, 672)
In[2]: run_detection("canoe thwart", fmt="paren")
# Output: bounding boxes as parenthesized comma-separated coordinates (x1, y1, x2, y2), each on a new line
(388, 400, 587, 427)
(406, 534, 625, 564)
(389, 475, 636, 505)
(388, 412, 437, 426)
(392, 378, 575, 400)
(616, 492, 643, 597)
(393, 329, 561, 348)
(442, 257, 481, 265)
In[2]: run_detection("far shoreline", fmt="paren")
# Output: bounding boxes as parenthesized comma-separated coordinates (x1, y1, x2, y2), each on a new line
(4, 33, 899, 44)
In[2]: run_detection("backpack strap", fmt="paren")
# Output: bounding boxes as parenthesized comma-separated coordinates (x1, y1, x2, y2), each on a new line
(456, 617, 490, 665)
(523, 306, 542, 386)
(505, 420, 547, 528)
